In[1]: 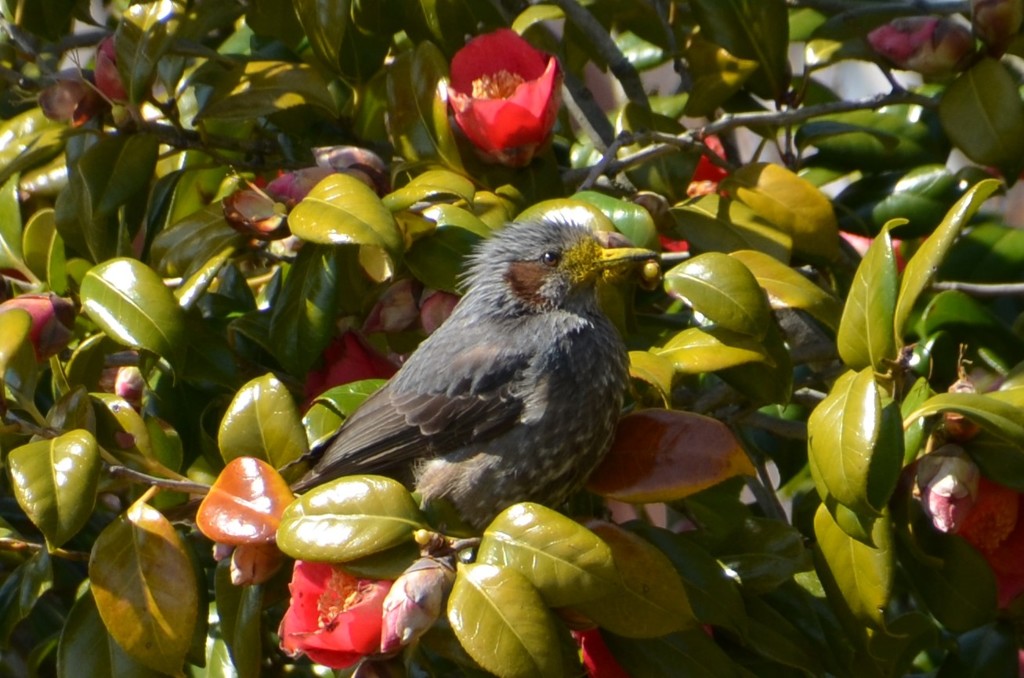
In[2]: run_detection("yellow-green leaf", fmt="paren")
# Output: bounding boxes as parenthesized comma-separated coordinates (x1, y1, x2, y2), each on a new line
(217, 373, 309, 469)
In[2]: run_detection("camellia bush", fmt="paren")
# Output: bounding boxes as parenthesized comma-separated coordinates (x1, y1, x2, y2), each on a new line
(4, 0, 1024, 675)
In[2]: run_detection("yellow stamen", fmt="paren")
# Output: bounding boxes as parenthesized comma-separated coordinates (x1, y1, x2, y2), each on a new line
(471, 70, 526, 99)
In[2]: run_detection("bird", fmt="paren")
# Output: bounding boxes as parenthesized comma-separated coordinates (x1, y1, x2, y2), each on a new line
(293, 213, 657, 528)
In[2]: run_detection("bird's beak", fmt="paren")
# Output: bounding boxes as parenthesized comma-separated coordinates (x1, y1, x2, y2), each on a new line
(597, 246, 658, 270)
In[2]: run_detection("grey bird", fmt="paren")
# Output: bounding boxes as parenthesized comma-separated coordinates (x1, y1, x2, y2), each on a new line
(294, 214, 656, 527)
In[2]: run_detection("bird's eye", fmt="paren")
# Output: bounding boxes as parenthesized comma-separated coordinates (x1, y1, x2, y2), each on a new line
(541, 250, 561, 267)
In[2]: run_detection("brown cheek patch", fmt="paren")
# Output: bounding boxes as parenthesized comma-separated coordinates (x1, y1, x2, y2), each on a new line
(504, 260, 550, 307)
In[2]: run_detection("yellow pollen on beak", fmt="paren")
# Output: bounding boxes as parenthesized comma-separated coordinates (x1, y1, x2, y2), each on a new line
(471, 70, 526, 99)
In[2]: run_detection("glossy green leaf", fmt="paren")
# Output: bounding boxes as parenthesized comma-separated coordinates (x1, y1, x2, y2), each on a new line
(603, 628, 747, 678)
(575, 521, 695, 637)
(289, 173, 403, 273)
(214, 561, 263, 678)
(0, 172, 25, 273)
(80, 257, 187, 365)
(338, 540, 420, 580)
(664, 252, 771, 337)
(57, 589, 164, 678)
(150, 204, 245, 277)
(814, 503, 892, 626)
(199, 60, 338, 119)
(894, 179, 1000, 336)
(940, 59, 1024, 173)
(837, 225, 898, 371)
(725, 163, 839, 261)
(834, 165, 963, 239)
(277, 475, 426, 562)
(0, 109, 68, 187)
(54, 133, 159, 262)
(741, 594, 823, 674)
(0, 309, 38, 402)
(386, 41, 464, 170)
(22, 208, 67, 293)
(572, 190, 660, 250)
(669, 194, 792, 262)
(89, 500, 198, 673)
(448, 563, 563, 678)
(115, 0, 182, 103)
(268, 244, 343, 374)
(919, 291, 1023, 370)
(656, 326, 770, 374)
(304, 379, 386, 448)
(0, 551, 52, 646)
(218, 373, 308, 468)
(405, 204, 489, 291)
(477, 503, 616, 608)
(628, 350, 674, 402)
(808, 368, 903, 515)
(690, 0, 790, 100)
(8, 430, 99, 548)
(684, 32, 759, 117)
(905, 392, 1024, 448)
(730, 249, 842, 331)
(718, 318, 794, 405)
(383, 169, 476, 212)
(718, 517, 812, 594)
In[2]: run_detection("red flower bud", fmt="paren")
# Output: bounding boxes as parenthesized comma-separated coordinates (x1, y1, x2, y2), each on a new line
(222, 188, 290, 241)
(95, 37, 128, 102)
(972, 0, 1024, 53)
(379, 557, 454, 653)
(265, 166, 335, 207)
(449, 29, 561, 167)
(114, 365, 145, 409)
(0, 293, 76, 359)
(279, 561, 392, 669)
(418, 290, 459, 335)
(867, 17, 975, 77)
(916, 444, 979, 533)
(363, 279, 421, 334)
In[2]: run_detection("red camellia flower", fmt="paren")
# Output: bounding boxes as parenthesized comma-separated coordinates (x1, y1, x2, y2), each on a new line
(279, 560, 392, 669)
(0, 293, 76, 359)
(957, 477, 1024, 607)
(448, 29, 561, 167)
(303, 331, 398, 403)
(573, 628, 631, 678)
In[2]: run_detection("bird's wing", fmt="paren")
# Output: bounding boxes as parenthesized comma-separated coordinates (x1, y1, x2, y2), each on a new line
(294, 342, 529, 491)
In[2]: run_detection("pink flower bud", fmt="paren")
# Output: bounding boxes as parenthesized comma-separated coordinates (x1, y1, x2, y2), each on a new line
(379, 557, 454, 653)
(0, 293, 76, 359)
(314, 146, 390, 195)
(867, 17, 975, 76)
(917, 444, 980, 533)
(418, 290, 459, 335)
(363, 279, 421, 334)
(95, 37, 127, 102)
(222, 188, 289, 241)
(38, 71, 106, 126)
(114, 365, 145, 409)
(230, 542, 284, 586)
(972, 0, 1024, 53)
(264, 166, 335, 207)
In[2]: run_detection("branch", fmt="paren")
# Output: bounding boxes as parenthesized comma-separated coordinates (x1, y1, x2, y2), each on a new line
(107, 465, 211, 495)
(932, 281, 1024, 297)
(0, 537, 90, 561)
(790, 0, 969, 16)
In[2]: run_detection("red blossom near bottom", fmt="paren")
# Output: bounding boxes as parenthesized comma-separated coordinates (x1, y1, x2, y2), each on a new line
(303, 332, 398, 404)
(573, 628, 630, 678)
(279, 560, 392, 669)
(957, 477, 1024, 607)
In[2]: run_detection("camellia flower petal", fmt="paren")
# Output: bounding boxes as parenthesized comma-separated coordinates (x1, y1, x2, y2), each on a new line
(448, 29, 561, 167)
(279, 560, 392, 669)
(303, 331, 398, 403)
(957, 477, 1024, 607)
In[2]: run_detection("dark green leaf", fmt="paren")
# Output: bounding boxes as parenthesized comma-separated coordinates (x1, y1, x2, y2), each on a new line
(150, 204, 246, 278)
(837, 225, 898, 371)
(604, 628, 750, 678)
(937, 623, 1018, 678)
(115, 0, 182, 103)
(940, 59, 1024, 174)
(0, 309, 38, 403)
(0, 551, 52, 646)
(730, 249, 842, 331)
(664, 252, 771, 338)
(670, 194, 792, 263)
(199, 61, 339, 119)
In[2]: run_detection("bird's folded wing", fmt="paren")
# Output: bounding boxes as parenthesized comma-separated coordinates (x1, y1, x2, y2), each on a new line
(293, 353, 528, 491)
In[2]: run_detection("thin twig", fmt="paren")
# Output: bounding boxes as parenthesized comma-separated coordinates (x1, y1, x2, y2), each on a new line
(107, 465, 211, 495)
(932, 281, 1024, 297)
(0, 537, 90, 561)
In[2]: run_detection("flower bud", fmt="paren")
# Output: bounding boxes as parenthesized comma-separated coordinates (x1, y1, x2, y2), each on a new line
(379, 557, 455, 653)
(972, 0, 1024, 53)
(114, 365, 145, 409)
(38, 71, 105, 126)
(264, 166, 335, 207)
(95, 37, 128, 102)
(222, 188, 289, 241)
(945, 373, 980, 442)
(0, 293, 76, 359)
(230, 542, 284, 586)
(363, 279, 420, 334)
(917, 444, 979, 533)
(418, 290, 459, 335)
(314, 146, 390, 196)
(867, 17, 974, 77)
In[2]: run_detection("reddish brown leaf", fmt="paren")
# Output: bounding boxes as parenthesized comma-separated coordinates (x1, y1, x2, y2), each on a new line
(587, 409, 754, 503)
(197, 456, 295, 544)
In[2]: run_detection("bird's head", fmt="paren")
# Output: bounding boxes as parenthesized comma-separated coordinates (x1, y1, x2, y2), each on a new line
(462, 213, 657, 315)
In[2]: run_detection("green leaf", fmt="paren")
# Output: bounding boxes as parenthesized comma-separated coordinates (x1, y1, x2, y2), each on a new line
(214, 561, 263, 678)
(80, 257, 188, 365)
(808, 368, 903, 515)
(0, 109, 68, 187)
(448, 563, 563, 678)
(22, 208, 67, 293)
(289, 173, 403, 277)
(616, 104, 700, 203)
(718, 517, 812, 594)
(268, 244, 343, 374)
(937, 623, 1018, 677)
(904, 392, 1024, 448)
(834, 165, 963, 239)
(386, 41, 464, 171)
(89, 500, 198, 673)
(383, 169, 476, 212)
(664, 252, 771, 338)
(574, 521, 695, 637)
(837, 224, 898, 371)
(0, 172, 24, 273)
(730, 249, 842, 331)
(684, 32, 759, 117)
(57, 589, 165, 678)
(690, 0, 790, 100)
(150, 204, 245, 278)
(813, 503, 892, 626)
(218, 373, 309, 468)
(0, 551, 52, 646)
(628, 350, 674, 402)
(572, 190, 660, 250)
(405, 204, 489, 292)
(603, 628, 749, 678)
(656, 326, 770, 374)
(304, 379, 386, 448)
(277, 475, 426, 562)
(725, 163, 839, 261)
(0, 309, 38, 402)
(199, 60, 339, 120)
(940, 59, 1024, 174)
(115, 0, 182, 104)
(670, 194, 792, 263)
(894, 179, 1001, 336)
(477, 503, 617, 608)
(8, 430, 100, 548)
